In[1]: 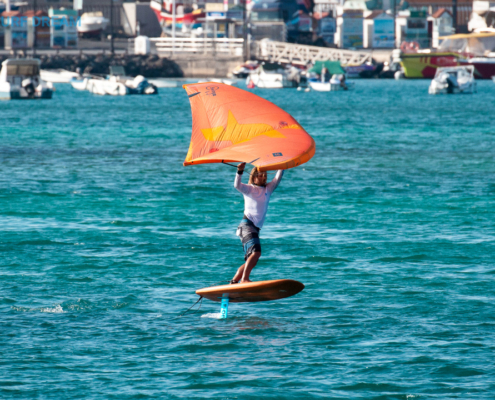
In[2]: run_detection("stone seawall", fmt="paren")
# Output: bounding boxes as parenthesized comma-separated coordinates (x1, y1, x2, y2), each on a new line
(0, 53, 245, 78)
(171, 55, 244, 78)
(0, 54, 184, 77)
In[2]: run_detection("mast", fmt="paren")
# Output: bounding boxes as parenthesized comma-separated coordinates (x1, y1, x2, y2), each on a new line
(452, 0, 458, 34)
(110, 0, 114, 54)
(172, 0, 176, 54)
(393, 0, 396, 48)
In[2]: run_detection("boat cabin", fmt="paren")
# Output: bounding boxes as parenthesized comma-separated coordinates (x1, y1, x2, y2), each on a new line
(0, 58, 53, 100)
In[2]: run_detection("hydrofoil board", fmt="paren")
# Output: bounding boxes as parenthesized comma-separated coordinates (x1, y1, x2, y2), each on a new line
(196, 279, 304, 303)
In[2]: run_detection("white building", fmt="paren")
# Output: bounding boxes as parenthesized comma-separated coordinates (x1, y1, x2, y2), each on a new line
(429, 8, 454, 48)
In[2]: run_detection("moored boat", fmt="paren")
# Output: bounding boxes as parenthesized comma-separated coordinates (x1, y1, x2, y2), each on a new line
(247, 62, 298, 89)
(40, 69, 80, 83)
(306, 60, 354, 92)
(78, 12, 109, 37)
(428, 66, 477, 94)
(0, 59, 53, 100)
(70, 73, 158, 96)
(400, 32, 495, 79)
(459, 57, 495, 79)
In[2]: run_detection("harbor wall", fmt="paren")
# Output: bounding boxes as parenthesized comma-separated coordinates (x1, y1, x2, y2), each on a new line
(171, 55, 244, 78)
(0, 54, 184, 78)
(0, 53, 243, 78)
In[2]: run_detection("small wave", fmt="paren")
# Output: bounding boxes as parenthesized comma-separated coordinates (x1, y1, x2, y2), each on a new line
(40, 305, 64, 313)
(201, 313, 222, 319)
(304, 256, 350, 263)
(10, 298, 129, 313)
(17, 240, 72, 246)
(373, 254, 428, 263)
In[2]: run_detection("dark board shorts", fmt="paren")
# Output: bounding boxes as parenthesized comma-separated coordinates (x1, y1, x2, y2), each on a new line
(237, 219, 261, 261)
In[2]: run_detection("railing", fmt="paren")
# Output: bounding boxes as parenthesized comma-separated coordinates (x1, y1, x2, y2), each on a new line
(150, 38, 244, 56)
(255, 40, 373, 66)
(130, 37, 375, 66)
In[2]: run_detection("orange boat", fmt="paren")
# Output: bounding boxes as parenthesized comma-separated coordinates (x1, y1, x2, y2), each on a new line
(400, 32, 495, 79)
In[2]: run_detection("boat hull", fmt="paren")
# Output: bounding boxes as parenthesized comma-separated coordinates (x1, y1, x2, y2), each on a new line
(400, 53, 461, 78)
(459, 59, 495, 80)
(308, 81, 354, 91)
(249, 73, 297, 89)
(0, 86, 52, 100)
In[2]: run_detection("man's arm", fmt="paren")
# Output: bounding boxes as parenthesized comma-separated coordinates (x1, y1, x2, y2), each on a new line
(266, 170, 284, 193)
(234, 162, 252, 195)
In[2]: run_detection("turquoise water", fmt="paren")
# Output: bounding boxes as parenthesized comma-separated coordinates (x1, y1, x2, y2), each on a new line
(1, 80, 495, 399)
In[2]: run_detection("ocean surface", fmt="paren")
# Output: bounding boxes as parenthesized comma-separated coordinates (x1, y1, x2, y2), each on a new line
(1, 80, 495, 399)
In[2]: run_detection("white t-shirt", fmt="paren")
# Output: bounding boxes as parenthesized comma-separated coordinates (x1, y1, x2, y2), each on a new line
(234, 170, 284, 229)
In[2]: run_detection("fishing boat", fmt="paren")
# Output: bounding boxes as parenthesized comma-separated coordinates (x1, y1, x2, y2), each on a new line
(306, 60, 354, 92)
(0, 59, 53, 100)
(428, 66, 477, 94)
(400, 32, 495, 79)
(247, 62, 299, 89)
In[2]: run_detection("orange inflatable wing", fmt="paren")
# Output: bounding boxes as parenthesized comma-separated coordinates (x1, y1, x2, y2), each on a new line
(183, 82, 315, 172)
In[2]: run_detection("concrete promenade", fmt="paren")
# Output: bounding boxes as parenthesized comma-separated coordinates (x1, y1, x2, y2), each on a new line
(0, 38, 393, 77)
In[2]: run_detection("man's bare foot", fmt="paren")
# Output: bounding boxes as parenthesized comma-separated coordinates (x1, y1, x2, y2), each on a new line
(240, 279, 252, 283)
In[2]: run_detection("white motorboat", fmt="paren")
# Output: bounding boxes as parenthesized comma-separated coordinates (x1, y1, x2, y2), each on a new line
(78, 12, 109, 37)
(247, 62, 298, 89)
(428, 66, 477, 95)
(71, 74, 157, 96)
(306, 60, 354, 92)
(41, 69, 80, 83)
(0, 59, 53, 100)
(309, 75, 355, 92)
(492, 76, 495, 83)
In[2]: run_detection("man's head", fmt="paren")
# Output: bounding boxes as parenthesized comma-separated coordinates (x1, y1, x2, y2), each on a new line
(249, 167, 267, 187)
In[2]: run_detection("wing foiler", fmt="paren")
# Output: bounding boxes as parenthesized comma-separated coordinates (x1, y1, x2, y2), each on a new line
(183, 82, 315, 172)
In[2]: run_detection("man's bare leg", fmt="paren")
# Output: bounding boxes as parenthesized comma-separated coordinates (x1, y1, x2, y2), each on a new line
(241, 252, 261, 283)
(231, 263, 245, 283)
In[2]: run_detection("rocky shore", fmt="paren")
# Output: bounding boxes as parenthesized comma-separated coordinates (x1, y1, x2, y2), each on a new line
(0, 54, 183, 77)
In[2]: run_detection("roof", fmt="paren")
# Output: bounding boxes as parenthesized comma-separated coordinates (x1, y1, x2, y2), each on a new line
(439, 32, 495, 40)
(431, 8, 452, 19)
(1, 10, 21, 17)
(313, 11, 330, 20)
(309, 60, 345, 75)
(365, 10, 391, 20)
(2, 58, 41, 66)
(23, 10, 49, 18)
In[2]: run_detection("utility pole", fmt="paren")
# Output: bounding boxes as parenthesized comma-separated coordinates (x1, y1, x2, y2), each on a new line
(393, 0, 396, 48)
(243, 0, 248, 60)
(33, 0, 37, 55)
(110, 0, 114, 54)
(452, 0, 458, 34)
(172, 0, 176, 54)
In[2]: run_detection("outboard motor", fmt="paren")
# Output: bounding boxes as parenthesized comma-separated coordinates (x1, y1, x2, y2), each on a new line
(446, 74, 458, 94)
(22, 78, 36, 98)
